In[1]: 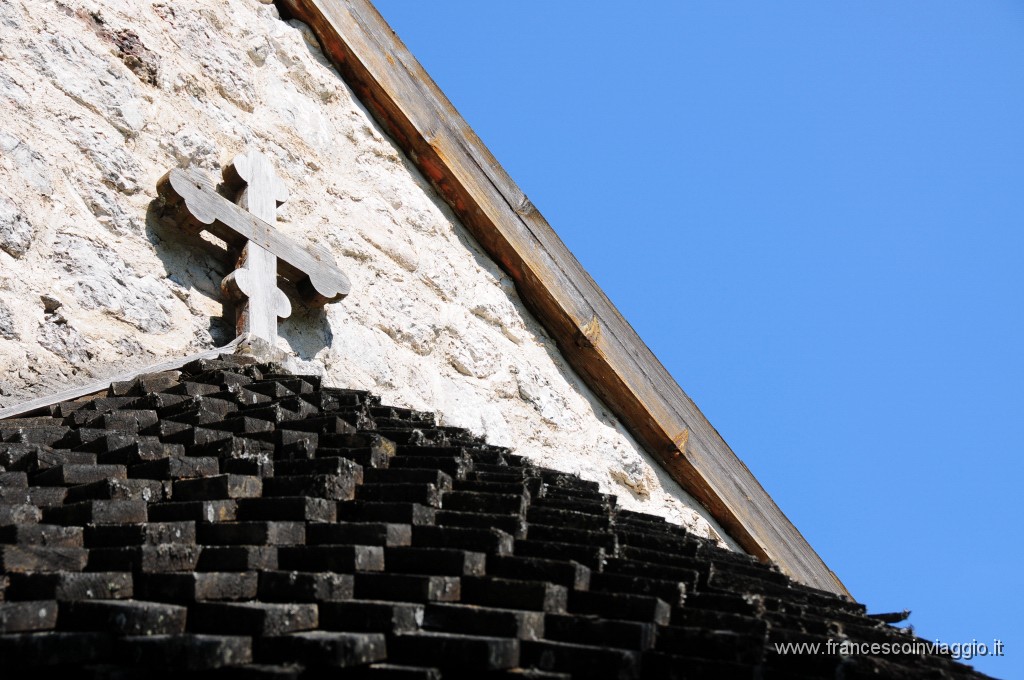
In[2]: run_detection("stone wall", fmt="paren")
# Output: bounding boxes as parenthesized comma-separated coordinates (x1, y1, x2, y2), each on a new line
(0, 0, 734, 544)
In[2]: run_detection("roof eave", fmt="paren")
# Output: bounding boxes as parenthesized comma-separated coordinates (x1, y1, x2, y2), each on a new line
(277, 0, 847, 596)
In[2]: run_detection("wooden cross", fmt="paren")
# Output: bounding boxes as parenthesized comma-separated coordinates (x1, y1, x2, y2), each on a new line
(157, 150, 350, 345)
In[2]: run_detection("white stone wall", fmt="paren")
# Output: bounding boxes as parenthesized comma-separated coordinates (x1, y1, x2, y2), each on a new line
(0, 0, 735, 544)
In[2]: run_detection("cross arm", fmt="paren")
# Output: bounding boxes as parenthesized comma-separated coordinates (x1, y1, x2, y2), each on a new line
(157, 167, 351, 305)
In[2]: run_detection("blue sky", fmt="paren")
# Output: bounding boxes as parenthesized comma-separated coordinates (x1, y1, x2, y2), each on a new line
(372, 2, 1021, 676)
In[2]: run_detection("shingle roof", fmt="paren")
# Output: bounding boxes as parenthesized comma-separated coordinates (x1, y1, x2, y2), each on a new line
(0, 354, 989, 678)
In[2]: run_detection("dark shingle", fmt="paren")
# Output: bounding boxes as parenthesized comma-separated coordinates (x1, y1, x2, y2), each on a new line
(0, 356, 992, 678)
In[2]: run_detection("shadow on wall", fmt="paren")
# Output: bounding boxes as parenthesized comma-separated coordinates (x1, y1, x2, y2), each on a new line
(144, 197, 234, 347)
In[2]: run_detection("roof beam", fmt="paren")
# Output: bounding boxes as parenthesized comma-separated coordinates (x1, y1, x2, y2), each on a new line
(279, 0, 846, 595)
(0, 338, 244, 420)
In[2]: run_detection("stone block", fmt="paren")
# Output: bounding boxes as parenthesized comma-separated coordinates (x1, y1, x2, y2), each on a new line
(318, 600, 424, 634)
(526, 507, 611, 532)
(219, 457, 275, 479)
(84, 521, 195, 548)
(273, 456, 362, 479)
(263, 474, 355, 501)
(441, 491, 526, 515)
(0, 524, 83, 547)
(387, 632, 519, 672)
(459, 576, 567, 613)
(0, 631, 113, 668)
(513, 539, 606, 570)
(486, 555, 591, 591)
(519, 639, 639, 680)
(64, 478, 167, 503)
(197, 521, 305, 546)
(173, 474, 262, 501)
(277, 545, 383, 572)
(411, 525, 513, 555)
(0, 471, 28, 487)
(136, 572, 258, 603)
(205, 416, 276, 435)
(196, 545, 277, 571)
(588, 572, 686, 608)
(44, 500, 147, 525)
(567, 591, 670, 625)
(235, 497, 335, 523)
(356, 483, 440, 507)
(26, 487, 67, 507)
(130, 456, 219, 481)
(527, 524, 617, 550)
(543, 613, 655, 650)
(148, 500, 238, 523)
(653, 624, 767, 665)
(118, 633, 253, 670)
(423, 603, 544, 640)
(32, 464, 127, 486)
(433, 510, 525, 538)
(256, 631, 386, 668)
(0, 545, 88, 573)
(6, 572, 133, 601)
(353, 573, 459, 603)
(0, 504, 41, 526)
(87, 545, 202, 573)
(0, 487, 29, 504)
(61, 600, 188, 636)
(305, 522, 411, 548)
(279, 417, 355, 435)
(257, 571, 353, 603)
(315, 447, 390, 470)
(0, 600, 58, 632)
(335, 501, 435, 526)
(384, 547, 485, 576)
(362, 468, 451, 489)
(189, 602, 317, 636)
(602, 557, 699, 587)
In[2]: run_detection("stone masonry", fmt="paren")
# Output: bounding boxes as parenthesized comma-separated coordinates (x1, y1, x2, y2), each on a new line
(0, 0, 729, 541)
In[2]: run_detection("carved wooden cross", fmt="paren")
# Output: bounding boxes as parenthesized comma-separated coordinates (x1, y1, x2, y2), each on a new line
(157, 150, 350, 344)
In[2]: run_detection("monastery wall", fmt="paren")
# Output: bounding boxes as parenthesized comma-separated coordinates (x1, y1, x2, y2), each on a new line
(0, 0, 733, 543)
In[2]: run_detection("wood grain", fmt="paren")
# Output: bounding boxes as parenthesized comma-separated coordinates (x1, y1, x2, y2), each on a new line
(157, 167, 351, 306)
(278, 0, 844, 596)
(223, 150, 292, 343)
(0, 338, 243, 420)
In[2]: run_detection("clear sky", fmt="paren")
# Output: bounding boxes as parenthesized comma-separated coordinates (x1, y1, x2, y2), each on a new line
(372, 2, 1021, 677)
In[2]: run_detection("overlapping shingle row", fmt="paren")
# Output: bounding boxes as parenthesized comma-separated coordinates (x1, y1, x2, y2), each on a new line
(0, 355, 988, 678)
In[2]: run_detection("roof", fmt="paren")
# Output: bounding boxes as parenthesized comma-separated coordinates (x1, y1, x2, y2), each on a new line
(0, 354, 988, 678)
(276, 0, 841, 593)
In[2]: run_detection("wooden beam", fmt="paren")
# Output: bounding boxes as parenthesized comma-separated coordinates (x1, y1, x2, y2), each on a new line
(0, 338, 243, 420)
(157, 166, 351, 306)
(279, 0, 847, 596)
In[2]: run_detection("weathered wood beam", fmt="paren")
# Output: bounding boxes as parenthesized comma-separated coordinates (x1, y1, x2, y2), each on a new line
(157, 165, 351, 307)
(279, 0, 846, 595)
(0, 338, 244, 420)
